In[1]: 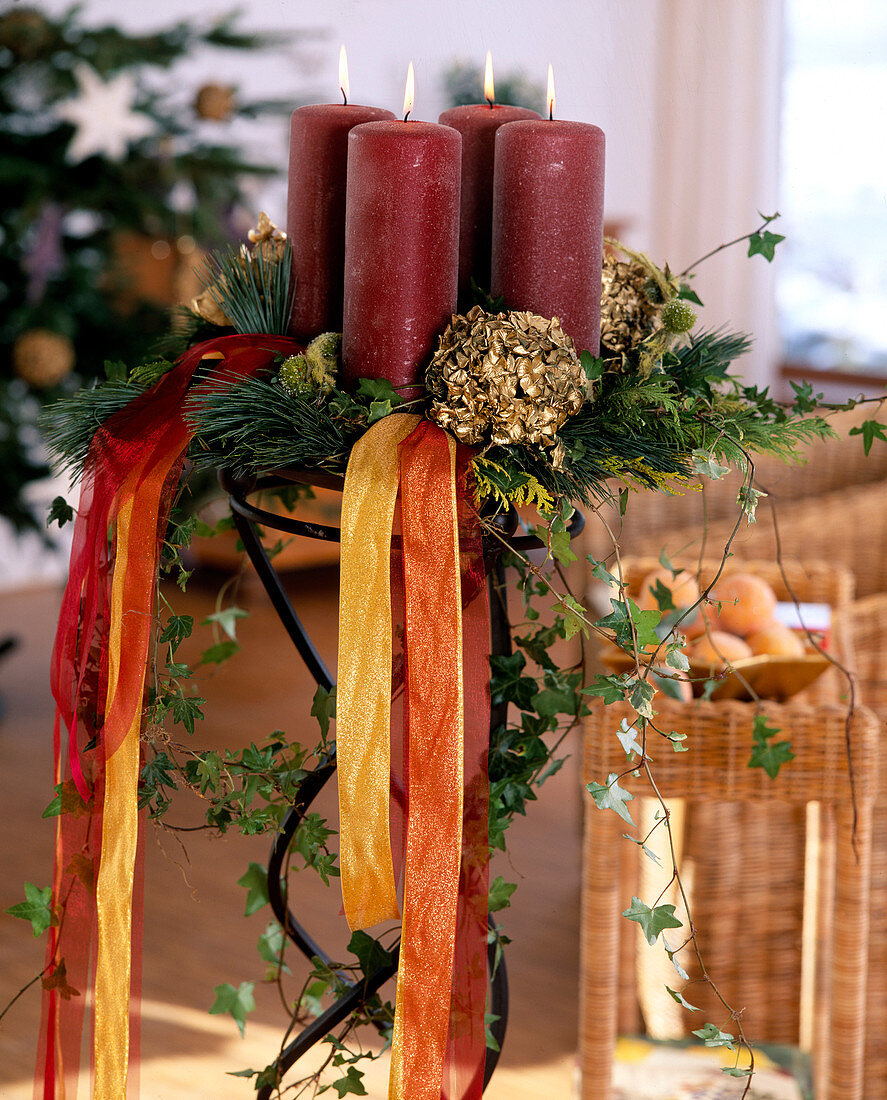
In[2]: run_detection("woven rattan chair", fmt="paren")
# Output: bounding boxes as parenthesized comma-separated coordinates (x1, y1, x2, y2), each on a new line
(580, 698, 879, 1100)
(645, 479, 887, 599)
(834, 594, 887, 1098)
(583, 406, 887, 563)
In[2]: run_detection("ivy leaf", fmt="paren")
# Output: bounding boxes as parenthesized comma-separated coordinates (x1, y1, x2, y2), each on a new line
(663, 936, 690, 981)
(849, 419, 887, 456)
(47, 496, 75, 528)
(665, 647, 690, 673)
(722, 1067, 753, 1078)
(485, 1012, 502, 1052)
(748, 714, 794, 779)
(322, 1067, 368, 1097)
(677, 283, 704, 306)
(648, 578, 676, 612)
(691, 449, 730, 481)
(622, 896, 683, 946)
(618, 486, 629, 517)
(209, 981, 255, 1037)
(595, 599, 660, 651)
(747, 229, 785, 261)
(579, 349, 603, 383)
(490, 652, 538, 710)
(356, 377, 404, 406)
(548, 528, 578, 565)
(168, 692, 205, 735)
(488, 875, 517, 913)
(626, 676, 656, 720)
(311, 685, 337, 740)
(582, 673, 627, 704)
(203, 606, 248, 642)
(257, 921, 289, 973)
(587, 556, 621, 587)
(237, 862, 270, 916)
(666, 985, 700, 1012)
(557, 595, 589, 639)
(348, 929, 393, 976)
(4, 882, 57, 936)
(586, 773, 635, 825)
(366, 398, 393, 424)
(199, 639, 239, 665)
(41, 958, 80, 999)
(789, 379, 823, 414)
(692, 1022, 736, 1049)
(159, 614, 194, 650)
(616, 718, 642, 757)
(737, 484, 766, 523)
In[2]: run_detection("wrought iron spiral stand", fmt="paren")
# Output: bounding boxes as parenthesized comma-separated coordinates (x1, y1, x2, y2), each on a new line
(218, 467, 584, 1098)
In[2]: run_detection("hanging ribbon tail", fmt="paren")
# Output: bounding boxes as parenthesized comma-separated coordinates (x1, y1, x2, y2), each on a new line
(389, 420, 465, 1100)
(444, 446, 491, 1100)
(40, 334, 303, 1100)
(337, 413, 422, 930)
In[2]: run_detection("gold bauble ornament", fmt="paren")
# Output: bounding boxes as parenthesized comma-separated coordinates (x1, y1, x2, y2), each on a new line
(599, 252, 660, 357)
(194, 83, 235, 122)
(0, 9, 54, 60)
(427, 306, 586, 453)
(12, 329, 75, 388)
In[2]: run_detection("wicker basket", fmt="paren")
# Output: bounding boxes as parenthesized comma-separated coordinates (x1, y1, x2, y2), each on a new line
(591, 556, 856, 706)
(579, 697, 880, 1100)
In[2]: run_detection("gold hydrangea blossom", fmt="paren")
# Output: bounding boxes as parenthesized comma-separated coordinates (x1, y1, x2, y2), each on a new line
(599, 252, 660, 357)
(427, 306, 586, 457)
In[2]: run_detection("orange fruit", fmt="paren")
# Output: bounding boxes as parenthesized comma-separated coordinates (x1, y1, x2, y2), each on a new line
(746, 622, 805, 657)
(710, 574, 778, 637)
(636, 568, 700, 613)
(683, 601, 718, 640)
(689, 630, 753, 668)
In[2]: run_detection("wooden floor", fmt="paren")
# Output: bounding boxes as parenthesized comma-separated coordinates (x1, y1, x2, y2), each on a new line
(0, 566, 583, 1098)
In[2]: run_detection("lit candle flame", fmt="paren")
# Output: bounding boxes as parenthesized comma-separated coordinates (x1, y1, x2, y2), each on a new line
(339, 45, 350, 104)
(484, 51, 495, 106)
(403, 61, 415, 121)
(547, 63, 555, 120)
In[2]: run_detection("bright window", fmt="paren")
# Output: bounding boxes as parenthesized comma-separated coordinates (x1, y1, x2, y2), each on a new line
(779, 0, 887, 375)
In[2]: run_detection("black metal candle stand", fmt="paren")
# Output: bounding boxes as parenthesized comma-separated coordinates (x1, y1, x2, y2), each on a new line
(218, 467, 584, 1098)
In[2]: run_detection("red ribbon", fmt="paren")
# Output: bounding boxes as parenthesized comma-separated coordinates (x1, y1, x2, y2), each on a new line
(40, 335, 303, 1098)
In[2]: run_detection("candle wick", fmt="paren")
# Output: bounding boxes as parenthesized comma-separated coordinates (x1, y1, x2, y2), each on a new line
(549, 105, 554, 121)
(486, 98, 494, 108)
(341, 88, 348, 106)
(403, 109, 411, 122)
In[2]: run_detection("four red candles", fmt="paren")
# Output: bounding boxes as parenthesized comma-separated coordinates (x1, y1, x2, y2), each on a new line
(287, 49, 394, 340)
(491, 69, 605, 353)
(343, 70, 461, 393)
(438, 53, 539, 302)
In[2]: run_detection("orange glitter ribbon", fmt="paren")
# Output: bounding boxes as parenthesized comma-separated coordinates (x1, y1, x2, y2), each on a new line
(339, 417, 485, 1100)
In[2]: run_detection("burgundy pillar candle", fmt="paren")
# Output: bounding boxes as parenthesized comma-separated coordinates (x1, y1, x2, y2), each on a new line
(438, 57, 539, 301)
(491, 118, 605, 353)
(342, 120, 461, 392)
(287, 102, 394, 340)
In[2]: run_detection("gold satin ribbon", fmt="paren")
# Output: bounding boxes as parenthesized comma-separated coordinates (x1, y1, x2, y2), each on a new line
(338, 414, 421, 929)
(94, 492, 141, 1097)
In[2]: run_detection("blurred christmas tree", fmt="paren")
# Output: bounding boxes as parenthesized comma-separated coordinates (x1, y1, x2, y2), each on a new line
(0, 5, 297, 532)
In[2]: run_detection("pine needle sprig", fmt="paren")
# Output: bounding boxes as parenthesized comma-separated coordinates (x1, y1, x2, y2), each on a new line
(200, 240, 295, 336)
(41, 382, 144, 478)
(185, 374, 357, 477)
